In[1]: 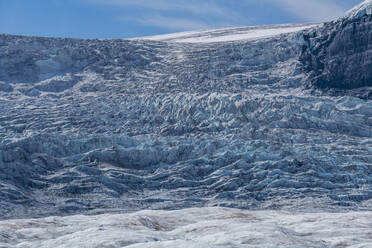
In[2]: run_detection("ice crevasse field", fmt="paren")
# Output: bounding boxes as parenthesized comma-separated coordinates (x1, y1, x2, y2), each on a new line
(0, 1, 372, 247)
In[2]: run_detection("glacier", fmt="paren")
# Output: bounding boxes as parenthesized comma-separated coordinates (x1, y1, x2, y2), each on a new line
(137, 23, 317, 43)
(0, 0, 371, 247)
(1, 207, 372, 248)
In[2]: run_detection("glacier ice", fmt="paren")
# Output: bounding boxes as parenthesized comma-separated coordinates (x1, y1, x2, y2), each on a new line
(345, 0, 372, 19)
(0, 4, 371, 248)
(137, 23, 317, 43)
(0, 208, 371, 248)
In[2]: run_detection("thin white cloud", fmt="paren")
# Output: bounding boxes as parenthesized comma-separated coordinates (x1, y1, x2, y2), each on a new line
(278, 0, 347, 22)
(84, 0, 229, 18)
(81, 0, 352, 32)
(126, 15, 211, 31)
(81, 0, 238, 31)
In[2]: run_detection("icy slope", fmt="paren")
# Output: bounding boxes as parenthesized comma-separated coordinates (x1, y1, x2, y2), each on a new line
(0, 1, 371, 220)
(345, 0, 372, 19)
(137, 23, 317, 43)
(1, 208, 371, 248)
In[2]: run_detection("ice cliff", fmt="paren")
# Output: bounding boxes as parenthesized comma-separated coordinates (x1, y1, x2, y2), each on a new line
(301, 0, 372, 99)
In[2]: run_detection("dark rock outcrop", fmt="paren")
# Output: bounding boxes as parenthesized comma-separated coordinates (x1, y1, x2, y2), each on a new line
(300, 13, 372, 99)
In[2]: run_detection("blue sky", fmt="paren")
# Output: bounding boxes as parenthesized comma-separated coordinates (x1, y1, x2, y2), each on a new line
(0, 0, 363, 38)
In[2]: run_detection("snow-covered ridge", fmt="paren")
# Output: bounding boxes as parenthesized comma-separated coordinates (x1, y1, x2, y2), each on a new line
(344, 0, 372, 19)
(136, 23, 318, 43)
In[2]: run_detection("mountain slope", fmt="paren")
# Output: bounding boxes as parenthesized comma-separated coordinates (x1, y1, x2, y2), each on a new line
(0, 1, 371, 223)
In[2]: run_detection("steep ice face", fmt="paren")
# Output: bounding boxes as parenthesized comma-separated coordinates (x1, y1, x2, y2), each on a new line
(300, 0, 372, 98)
(345, 0, 372, 19)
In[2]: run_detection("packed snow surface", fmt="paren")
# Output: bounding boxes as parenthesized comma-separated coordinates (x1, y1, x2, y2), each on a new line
(1, 207, 371, 248)
(138, 23, 318, 43)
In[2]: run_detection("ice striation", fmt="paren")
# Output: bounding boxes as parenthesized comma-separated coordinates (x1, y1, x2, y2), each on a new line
(0, 0, 371, 231)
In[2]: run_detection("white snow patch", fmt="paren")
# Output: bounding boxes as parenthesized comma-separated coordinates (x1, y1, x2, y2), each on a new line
(136, 23, 318, 43)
